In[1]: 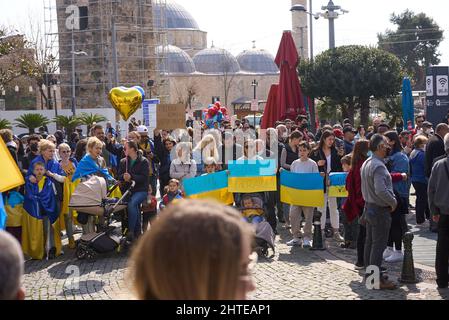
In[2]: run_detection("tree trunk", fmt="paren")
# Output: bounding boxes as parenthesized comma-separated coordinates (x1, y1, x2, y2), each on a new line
(360, 97, 370, 127)
(347, 99, 355, 126)
(341, 105, 349, 122)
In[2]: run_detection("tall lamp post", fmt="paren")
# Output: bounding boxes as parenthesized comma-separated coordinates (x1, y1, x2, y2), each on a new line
(320, 0, 349, 49)
(251, 79, 258, 129)
(71, 39, 88, 116)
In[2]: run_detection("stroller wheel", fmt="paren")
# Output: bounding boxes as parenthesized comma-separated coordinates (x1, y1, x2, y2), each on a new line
(86, 250, 97, 261)
(76, 246, 87, 260)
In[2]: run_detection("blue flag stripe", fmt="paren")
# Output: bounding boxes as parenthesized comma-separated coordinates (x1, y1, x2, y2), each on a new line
(329, 173, 348, 186)
(183, 171, 229, 195)
(228, 159, 277, 177)
(280, 171, 324, 190)
(0, 193, 6, 230)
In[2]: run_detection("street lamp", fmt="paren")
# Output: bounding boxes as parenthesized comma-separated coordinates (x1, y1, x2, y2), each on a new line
(14, 85, 19, 109)
(51, 79, 58, 117)
(71, 39, 88, 116)
(320, 0, 349, 49)
(251, 79, 258, 129)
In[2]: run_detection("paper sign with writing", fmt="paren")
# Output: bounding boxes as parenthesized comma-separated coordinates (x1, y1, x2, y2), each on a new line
(157, 104, 186, 130)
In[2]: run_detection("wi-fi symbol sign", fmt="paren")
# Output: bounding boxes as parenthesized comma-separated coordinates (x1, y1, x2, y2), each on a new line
(427, 78, 432, 86)
(439, 78, 448, 87)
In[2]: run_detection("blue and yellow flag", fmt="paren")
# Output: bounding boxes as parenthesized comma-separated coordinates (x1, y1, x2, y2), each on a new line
(183, 171, 234, 205)
(228, 159, 277, 193)
(328, 173, 348, 198)
(0, 138, 24, 193)
(280, 171, 324, 207)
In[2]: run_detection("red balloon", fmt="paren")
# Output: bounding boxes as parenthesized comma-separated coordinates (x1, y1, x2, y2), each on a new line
(208, 108, 217, 117)
(214, 101, 221, 108)
(220, 107, 228, 115)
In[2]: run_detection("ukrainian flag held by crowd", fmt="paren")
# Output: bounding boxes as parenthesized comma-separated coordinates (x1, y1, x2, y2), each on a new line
(328, 173, 349, 198)
(183, 171, 234, 205)
(280, 171, 325, 207)
(227, 159, 277, 193)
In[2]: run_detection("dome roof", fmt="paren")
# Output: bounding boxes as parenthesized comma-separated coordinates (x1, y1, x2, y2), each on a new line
(153, 1, 200, 30)
(156, 45, 196, 74)
(193, 47, 240, 74)
(236, 48, 279, 74)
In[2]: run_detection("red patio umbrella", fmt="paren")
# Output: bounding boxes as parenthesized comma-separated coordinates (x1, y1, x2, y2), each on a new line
(275, 31, 305, 120)
(261, 84, 279, 129)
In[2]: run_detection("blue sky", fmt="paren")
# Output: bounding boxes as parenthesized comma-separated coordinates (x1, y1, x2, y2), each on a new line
(2, 0, 449, 65)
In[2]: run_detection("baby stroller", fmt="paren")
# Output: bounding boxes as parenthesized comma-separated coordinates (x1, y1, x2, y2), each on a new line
(237, 193, 275, 258)
(69, 176, 134, 260)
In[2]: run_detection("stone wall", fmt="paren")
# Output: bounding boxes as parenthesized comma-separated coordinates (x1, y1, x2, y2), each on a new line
(168, 29, 207, 57)
(56, 0, 157, 109)
(168, 73, 279, 116)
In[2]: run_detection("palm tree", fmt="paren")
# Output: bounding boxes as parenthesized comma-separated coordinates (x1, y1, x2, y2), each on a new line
(14, 113, 51, 134)
(78, 112, 108, 134)
(0, 118, 12, 130)
(54, 115, 81, 136)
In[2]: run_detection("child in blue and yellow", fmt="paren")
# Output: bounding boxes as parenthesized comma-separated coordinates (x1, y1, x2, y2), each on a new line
(22, 162, 62, 260)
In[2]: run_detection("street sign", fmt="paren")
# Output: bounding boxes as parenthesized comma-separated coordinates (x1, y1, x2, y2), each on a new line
(142, 99, 159, 128)
(251, 99, 258, 112)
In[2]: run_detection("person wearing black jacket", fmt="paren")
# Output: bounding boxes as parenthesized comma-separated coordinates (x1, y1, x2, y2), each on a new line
(310, 129, 345, 242)
(425, 124, 449, 178)
(118, 141, 150, 241)
(154, 129, 176, 197)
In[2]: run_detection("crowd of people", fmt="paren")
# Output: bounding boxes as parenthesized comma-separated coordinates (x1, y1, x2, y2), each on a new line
(2, 111, 449, 298)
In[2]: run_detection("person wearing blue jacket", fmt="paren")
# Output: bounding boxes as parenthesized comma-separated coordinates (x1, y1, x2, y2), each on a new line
(383, 131, 410, 263)
(410, 136, 430, 225)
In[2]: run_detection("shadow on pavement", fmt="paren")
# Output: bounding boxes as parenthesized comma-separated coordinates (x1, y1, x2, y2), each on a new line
(58, 280, 105, 297)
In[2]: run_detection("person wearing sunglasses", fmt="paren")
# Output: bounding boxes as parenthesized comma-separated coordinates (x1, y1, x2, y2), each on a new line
(130, 200, 256, 300)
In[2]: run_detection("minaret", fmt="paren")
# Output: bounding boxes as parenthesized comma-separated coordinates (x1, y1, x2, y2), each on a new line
(291, 0, 309, 60)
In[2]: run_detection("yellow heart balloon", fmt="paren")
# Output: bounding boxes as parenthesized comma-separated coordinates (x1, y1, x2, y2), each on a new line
(108, 87, 144, 121)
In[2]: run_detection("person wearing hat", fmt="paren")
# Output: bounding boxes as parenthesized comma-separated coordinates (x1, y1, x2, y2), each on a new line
(419, 121, 434, 139)
(343, 127, 356, 155)
(137, 125, 158, 196)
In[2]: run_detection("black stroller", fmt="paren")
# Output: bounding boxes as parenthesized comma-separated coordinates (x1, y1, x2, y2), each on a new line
(69, 176, 134, 260)
(237, 193, 275, 258)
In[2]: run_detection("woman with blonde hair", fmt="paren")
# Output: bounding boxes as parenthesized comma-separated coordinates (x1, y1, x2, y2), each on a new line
(193, 134, 219, 175)
(129, 200, 256, 300)
(72, 137, 115, 234)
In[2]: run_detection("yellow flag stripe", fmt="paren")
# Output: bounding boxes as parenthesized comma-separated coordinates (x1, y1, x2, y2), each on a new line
(328, 186, 348, 198)
(280, 185, 325, 207)
(0, 138, 24, 193)
(187, 187, 234, 205)
(228, 176, 277, 193)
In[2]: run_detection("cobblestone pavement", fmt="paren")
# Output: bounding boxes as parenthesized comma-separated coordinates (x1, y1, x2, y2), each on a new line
(22, 222, 449, 300)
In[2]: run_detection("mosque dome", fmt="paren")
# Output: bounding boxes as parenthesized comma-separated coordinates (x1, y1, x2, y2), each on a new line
(192, 46, 240, 74)
(156, 45, 196, 74)
(153, 0, 200, 30)
(236, 48, 279, 74)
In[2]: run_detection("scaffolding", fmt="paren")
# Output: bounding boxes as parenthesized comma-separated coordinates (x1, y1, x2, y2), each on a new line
(43, 0, 169, 110)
